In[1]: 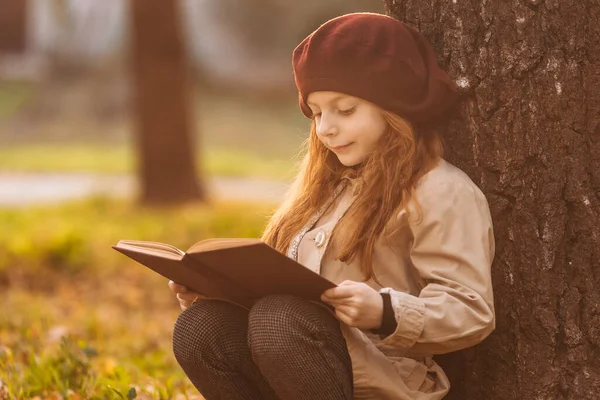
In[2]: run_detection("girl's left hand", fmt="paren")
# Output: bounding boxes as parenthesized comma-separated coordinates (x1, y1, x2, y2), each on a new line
(321, 280, 384, 330)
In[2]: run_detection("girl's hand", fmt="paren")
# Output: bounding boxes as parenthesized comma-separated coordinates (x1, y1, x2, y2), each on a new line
(168, 280, 204, 311)
(321, 280, 384, 330)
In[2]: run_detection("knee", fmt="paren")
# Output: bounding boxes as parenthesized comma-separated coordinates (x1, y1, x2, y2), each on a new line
(172, 300, 247, 367)
(249, 294, 308, 327)
(247, 295, 320, 355)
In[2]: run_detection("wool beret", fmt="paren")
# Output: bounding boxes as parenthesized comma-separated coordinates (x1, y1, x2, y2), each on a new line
(292, 13, 460, 127)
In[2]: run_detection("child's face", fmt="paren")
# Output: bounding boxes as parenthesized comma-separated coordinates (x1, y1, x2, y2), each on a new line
(307, 91, 387, 167)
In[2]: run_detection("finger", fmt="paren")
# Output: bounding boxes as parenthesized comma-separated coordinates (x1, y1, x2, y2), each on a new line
(322, 285, 356, 300)
(169, 281, 188, 293)
(338, 280, 359, 287)
(176, 292, 200, 303)
(320, 295, 352, 308)
(333, 304, 358, 319)
(323, 286, 354, 299)
(321, 296, 336, 307)
(333, 307, 356, 326)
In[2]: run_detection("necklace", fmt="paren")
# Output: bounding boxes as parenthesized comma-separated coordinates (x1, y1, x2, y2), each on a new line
(287, 182, 347, 261)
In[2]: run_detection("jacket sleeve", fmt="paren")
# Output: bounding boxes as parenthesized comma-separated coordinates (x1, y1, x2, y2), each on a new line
(379, 180, 495, 355)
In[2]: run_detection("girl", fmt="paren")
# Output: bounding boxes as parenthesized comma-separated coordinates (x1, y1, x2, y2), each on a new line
(169, 12, 495, 400)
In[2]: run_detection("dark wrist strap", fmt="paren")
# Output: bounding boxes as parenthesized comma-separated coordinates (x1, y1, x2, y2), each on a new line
(370, 292, 398, 336)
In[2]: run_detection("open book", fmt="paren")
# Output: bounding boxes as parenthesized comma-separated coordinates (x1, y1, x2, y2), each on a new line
(112, 238, 336, 309)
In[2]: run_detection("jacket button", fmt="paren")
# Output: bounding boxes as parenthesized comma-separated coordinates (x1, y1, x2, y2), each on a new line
(315, 231, 326, 247)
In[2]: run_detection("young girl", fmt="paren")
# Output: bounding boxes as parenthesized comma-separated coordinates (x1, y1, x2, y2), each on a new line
(169, 12, 495, 400)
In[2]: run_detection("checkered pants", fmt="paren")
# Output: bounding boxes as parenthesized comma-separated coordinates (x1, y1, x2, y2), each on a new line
(172, 294, 353, 400)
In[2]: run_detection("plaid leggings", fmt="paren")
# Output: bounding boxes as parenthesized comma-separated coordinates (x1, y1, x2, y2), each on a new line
(172, 294, 354, 400)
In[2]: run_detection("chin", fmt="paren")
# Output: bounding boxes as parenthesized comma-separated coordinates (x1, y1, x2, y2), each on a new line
(337, 156, 363, 167)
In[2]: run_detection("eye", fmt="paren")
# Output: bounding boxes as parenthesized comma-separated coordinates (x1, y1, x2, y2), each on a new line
(339, 106, 356, 116)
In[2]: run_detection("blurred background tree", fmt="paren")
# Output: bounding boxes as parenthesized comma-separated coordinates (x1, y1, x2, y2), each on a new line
(130, 0, 203, 205)
(0, 0, 27, 53)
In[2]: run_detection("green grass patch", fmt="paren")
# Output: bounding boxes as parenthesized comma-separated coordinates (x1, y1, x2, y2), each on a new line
(0, 196, 275, 278)
(0, 143, 298, 180)
(0, 198, 276, 399)
(0, 81, 32, 120)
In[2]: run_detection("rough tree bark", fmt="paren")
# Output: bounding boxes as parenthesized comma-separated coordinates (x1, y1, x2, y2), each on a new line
(130, 0, 205, 205)
(383, 1, 600, 399)
(0, 0, 27, 53)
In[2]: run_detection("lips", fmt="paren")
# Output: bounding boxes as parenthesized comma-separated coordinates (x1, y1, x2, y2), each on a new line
(330, 143, 352, 151)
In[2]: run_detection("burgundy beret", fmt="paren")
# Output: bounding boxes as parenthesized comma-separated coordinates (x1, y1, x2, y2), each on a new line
(292, 13, 460, 126)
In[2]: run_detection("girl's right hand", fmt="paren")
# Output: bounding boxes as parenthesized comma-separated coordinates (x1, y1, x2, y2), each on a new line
(168, 280, 204, 311)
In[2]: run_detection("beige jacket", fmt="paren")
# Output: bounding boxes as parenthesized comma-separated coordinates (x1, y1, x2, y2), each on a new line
(290, 159, 495, 399)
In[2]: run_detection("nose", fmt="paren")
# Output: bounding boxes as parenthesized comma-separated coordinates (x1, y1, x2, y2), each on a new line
(315, 113, 338, 138)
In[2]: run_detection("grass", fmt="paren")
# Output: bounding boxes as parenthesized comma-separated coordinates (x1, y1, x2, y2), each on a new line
(0, 82, 32, 120)
(0, 143, 299, 181)
(0, 197, 277, 399)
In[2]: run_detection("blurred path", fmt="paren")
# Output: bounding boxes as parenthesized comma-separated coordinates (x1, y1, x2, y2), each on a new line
(0, 172, 290, 207)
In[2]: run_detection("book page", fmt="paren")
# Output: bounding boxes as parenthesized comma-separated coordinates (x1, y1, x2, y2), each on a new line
(116, 240, 184, 260)
(187, 238, 263, 254)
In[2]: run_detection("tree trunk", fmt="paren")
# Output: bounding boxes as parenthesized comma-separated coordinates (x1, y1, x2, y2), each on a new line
(383, 1, 600, 399)
(130, 0, 204, 205)
(0, 0, 27, 53)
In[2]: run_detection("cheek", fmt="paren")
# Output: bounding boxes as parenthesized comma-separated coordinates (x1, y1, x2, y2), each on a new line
(357, 125, 385, 150)
(368, 118, 387, 147)
(350, 112, 386, 147)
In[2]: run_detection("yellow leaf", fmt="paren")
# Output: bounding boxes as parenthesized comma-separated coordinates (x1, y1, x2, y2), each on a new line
(99, 356, 118, 375)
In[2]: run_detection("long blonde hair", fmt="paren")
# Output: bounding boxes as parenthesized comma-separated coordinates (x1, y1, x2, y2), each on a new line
(261, 109, 443, 282)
